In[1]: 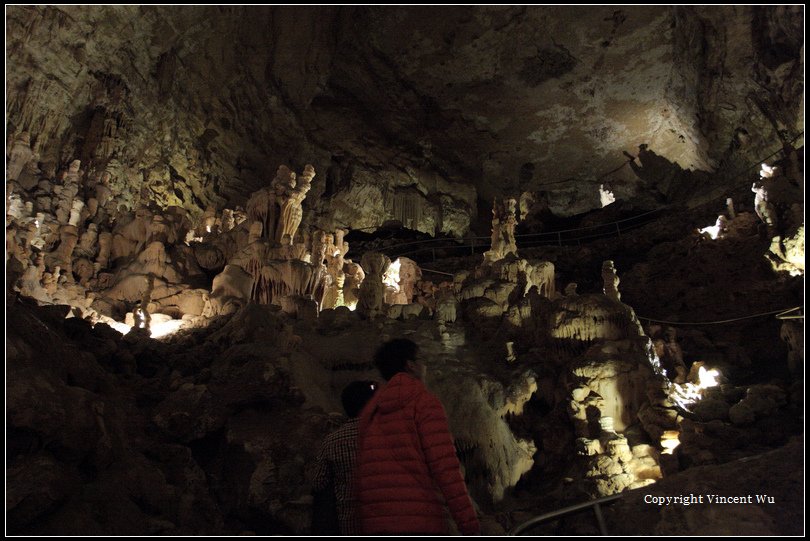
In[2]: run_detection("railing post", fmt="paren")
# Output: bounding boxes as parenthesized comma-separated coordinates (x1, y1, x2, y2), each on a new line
(432, 248, 436, 262)
(557, 231, 562, 246)
(593, 503, 607, 536)
(471, 238, 475, 255)
(615, 222, 621, 237)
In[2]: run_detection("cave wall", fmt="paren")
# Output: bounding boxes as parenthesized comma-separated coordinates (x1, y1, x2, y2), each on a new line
(6, 6, 318, 212)
(671, 6, 804, 170)
(6, 6, 803, 227)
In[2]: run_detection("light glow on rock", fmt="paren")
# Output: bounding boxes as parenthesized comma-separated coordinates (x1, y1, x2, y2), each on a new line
(149, 318, 186, 338)
(660, 430, 681, 455)
(383, 258, 402, 293)
(697, 366, 720, 389)
(760, 163, 775, 178)
(699, 224, 721, 239)
(699, 215, 727, 240)
(106, 320, 133, 335)
(135, 307, 147, 328)
(669, 365, 722, 410)
(97, 316, 186, 339)
(599, 184, 616, 207)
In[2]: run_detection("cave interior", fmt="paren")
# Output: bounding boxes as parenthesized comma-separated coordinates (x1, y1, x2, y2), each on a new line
(5, 5, 805, 536)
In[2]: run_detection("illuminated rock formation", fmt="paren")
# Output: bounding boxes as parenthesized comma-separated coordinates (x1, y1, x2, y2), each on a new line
(3, 6, 803, 534)
(484, 197, 518, 264)
(358, 251, 390, 319)
(549, 294, 643, 345)
(48, 224, 79, 279)
(200, 205, 218, 236)
(383, 256, 422, 305)
(6, 188, 28, 224)
(15, 252, 47, 300)
(342, 261, 365, 310)
(95, 231, 112, 271)
(246, 167, 286, 243)
(54, 175, 80, 225)
(220, 208, 235, 232)
(260, 259, 328, 309)
(321, 229, 350, 309)
(111, 206, 154, 261)
(6, 131, 34, 181)
(61, 159, 83, 185)
(558, 298, 669, 495)
(209, 264, 253, 315)
(602, 260, 621, 302)
(431, 368, 537, 502)
(278, 164, 314, 244)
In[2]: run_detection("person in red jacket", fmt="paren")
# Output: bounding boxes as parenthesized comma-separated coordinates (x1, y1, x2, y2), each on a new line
(356, 338, 480, 535)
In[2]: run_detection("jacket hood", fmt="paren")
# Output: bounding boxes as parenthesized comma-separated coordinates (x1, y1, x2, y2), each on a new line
(374, 372, 424, 415)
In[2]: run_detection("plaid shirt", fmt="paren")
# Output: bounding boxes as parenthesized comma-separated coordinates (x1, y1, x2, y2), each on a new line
(312, 418, 360, 535)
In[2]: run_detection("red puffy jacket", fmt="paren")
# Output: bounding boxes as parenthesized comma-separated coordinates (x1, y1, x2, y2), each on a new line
(356, 373, 480, 535)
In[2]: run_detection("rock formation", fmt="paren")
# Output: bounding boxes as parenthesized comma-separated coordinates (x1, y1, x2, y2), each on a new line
(357, 252, 390, 319)
(484, 198, 519, 264)
(4, 5, 803, 536)
(602, 260, 621, 302)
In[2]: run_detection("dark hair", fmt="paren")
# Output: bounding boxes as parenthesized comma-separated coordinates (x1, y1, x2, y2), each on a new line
(373, 338, 418, 381)
(341, 380, 377, 418)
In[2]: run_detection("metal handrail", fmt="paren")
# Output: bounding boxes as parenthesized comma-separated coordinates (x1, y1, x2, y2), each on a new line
(508, 493, 624, 536)
(384, 209, 663, 259)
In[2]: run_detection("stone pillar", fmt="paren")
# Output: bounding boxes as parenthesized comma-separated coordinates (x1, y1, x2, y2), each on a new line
(96, 231, 113, 270)
(52, 224, 79, 279)
(358, 251, 390, 319)
(602, 260, 621, 302)
(69, 199, 85, 227)
(7, 132, 33, 181)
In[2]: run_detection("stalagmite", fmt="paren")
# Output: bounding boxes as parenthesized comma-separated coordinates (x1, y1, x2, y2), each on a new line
(62, 159, 83, 185)
(7, 131, 33, 181)
(54, 181, 79, 225)
(75, 223, 99, 258)
(529, 261, 555, 299)
(322, 229, 350, 309)
(343, 261, 365, 309)
(41, 266, 61, 295)
(49, 224, 79, 279)
(95, 172, 113, 208)
(201, 205, 218, 235)
(277, 164, 314, 244)
(221, 208, 234, 232)
(34, 179, 53, 213)
(96, 231, 112, 271)
(2, 9, 805, 536)
(15, 251, 47, 298)
(68, 199, 84, 227)
(358, 251, 390, 319)
(397, 257, 422, 304)
(484, 197, 519, 264)
(602, 260, 621, 302)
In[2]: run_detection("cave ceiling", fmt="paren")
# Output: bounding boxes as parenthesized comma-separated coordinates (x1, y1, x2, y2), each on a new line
(5, 5, 804, 226)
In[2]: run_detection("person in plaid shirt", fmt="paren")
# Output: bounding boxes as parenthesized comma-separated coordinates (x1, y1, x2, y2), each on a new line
(312, 380, 377, 535)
